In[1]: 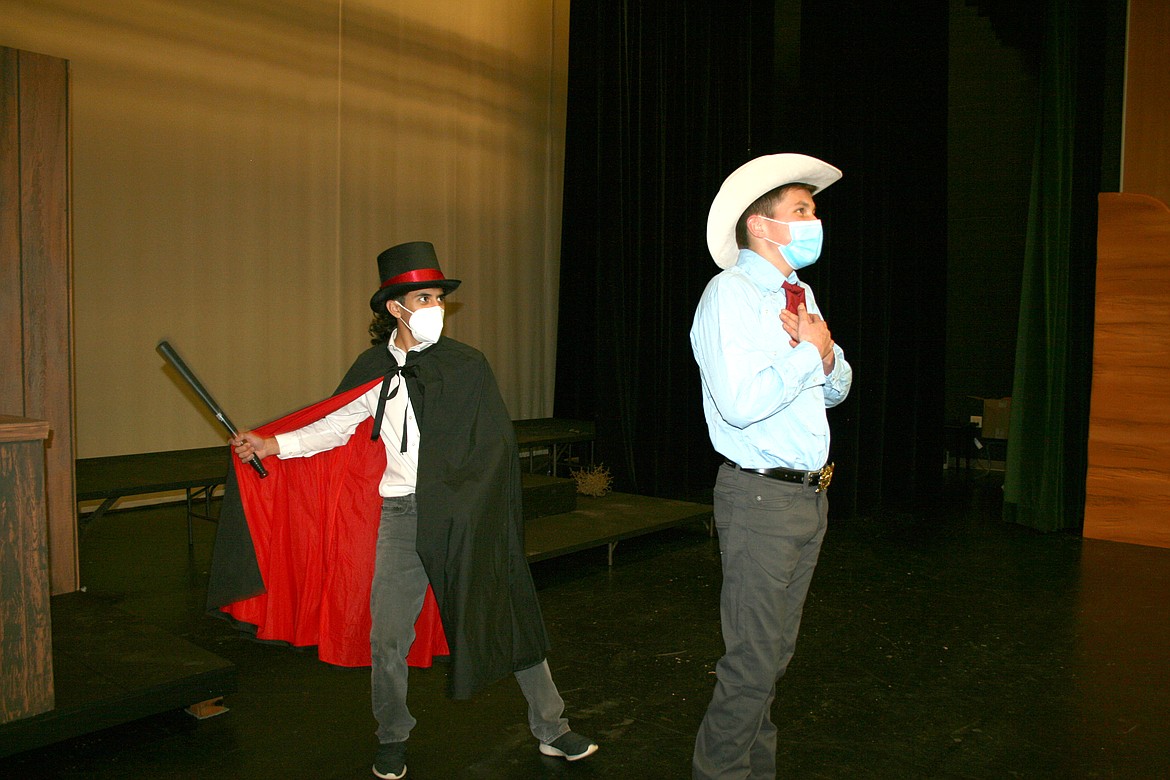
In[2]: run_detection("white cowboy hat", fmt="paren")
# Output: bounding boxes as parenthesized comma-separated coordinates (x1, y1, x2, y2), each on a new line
(706, 153, 842, 269)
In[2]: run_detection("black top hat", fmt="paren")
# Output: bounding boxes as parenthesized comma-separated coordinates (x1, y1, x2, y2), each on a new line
(369, 241, 461, 313)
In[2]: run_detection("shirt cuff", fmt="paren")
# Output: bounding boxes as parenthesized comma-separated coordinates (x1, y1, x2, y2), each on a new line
(274, 431, 304, 459)
(825, 345, 847, 380)
(791, 342, 825, 383)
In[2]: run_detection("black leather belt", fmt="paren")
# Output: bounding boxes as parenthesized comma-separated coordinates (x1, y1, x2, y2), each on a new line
(724, 460, 834, 492)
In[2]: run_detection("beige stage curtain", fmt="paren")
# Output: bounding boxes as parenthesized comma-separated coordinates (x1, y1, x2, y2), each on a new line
(1, 0, 568, 457)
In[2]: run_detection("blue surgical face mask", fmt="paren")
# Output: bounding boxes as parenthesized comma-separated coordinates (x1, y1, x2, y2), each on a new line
(759, 217, 824, 270)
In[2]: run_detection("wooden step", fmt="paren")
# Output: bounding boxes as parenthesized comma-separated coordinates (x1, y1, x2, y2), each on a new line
(520, 473, 577, 520)
(0, 592, 236, 758)
(525, 491, 713, 565)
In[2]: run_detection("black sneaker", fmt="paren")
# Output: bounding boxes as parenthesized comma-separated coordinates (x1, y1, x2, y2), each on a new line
(373, 741, 407, 779)
(539, 731, 599, 761)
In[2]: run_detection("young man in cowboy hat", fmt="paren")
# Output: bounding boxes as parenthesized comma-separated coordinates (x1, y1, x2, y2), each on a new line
(690, 154, 853, 779)
(210, 241, 597, 779)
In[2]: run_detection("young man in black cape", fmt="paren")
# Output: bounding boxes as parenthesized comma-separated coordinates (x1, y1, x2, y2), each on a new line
(209, 241, 598, 779)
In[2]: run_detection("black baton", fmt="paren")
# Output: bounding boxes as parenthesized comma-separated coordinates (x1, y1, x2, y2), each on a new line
(157, 339, 268, 478)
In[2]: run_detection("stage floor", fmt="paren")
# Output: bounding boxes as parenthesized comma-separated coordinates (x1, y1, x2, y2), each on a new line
(2, 474, 1169, 778)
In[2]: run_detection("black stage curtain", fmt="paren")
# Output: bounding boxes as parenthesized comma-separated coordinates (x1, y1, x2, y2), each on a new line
(555, 1, 949, 517)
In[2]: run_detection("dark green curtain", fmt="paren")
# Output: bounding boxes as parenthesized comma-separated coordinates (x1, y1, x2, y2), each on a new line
(555, 0, 948, 517)
(1002, 0, 1117, 532)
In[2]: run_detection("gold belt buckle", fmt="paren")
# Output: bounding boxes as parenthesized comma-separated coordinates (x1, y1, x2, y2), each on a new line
(816, 462, 834, 493)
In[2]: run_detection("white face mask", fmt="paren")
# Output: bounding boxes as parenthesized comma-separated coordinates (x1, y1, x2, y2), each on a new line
(397, 302, 444, 344)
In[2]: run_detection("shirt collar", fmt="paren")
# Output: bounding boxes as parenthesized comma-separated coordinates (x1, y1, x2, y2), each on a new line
(735, 249, 800, 292)
(387, 330, 433, 363)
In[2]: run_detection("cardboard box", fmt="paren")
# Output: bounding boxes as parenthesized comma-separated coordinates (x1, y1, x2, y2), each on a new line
(978, 397, 1011, 440)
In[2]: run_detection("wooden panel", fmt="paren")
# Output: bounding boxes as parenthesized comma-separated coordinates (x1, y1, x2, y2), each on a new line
(0, 420, 55, 724)
(1, 48, 23, 412)
(1122, 0, 1170, 206)
(0, 416, 51, 441)
(1085, 193, 1170, 547)
(14, 50, 77, 594)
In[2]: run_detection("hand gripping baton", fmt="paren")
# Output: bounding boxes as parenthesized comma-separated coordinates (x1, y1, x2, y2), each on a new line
(157, 339, 268, 478)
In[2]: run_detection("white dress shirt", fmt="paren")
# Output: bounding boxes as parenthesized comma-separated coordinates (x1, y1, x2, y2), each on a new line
(274, 336, 426, 497)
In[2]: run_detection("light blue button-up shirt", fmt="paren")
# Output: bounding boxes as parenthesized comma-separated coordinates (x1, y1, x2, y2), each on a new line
(690, 249, 852, 471)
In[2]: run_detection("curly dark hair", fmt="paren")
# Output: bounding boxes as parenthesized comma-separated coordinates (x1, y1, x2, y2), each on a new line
(368, 295, 405, 344)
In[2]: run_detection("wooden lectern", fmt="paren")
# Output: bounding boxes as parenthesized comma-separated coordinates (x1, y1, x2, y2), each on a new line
(0, 416, 55, 724)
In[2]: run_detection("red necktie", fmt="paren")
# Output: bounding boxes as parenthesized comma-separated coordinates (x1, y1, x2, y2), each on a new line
(782, 281, 805, 314)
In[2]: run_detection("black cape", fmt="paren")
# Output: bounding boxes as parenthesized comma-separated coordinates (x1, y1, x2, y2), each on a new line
(207, 337, 551, 700)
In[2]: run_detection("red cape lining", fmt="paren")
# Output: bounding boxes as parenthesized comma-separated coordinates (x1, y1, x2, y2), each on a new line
(220, 377, 449, 667)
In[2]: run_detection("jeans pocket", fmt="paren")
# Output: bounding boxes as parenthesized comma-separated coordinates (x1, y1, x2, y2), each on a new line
(740, 491, 803, 535)
(381, 495, 415, 517)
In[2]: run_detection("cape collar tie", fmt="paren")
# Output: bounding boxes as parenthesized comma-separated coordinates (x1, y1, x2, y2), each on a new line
(371, 359, 420, 453)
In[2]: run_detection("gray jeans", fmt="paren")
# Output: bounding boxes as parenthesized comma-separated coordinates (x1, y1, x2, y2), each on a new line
(692, 464, 828, 779)
(370, 494, 569, 744)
